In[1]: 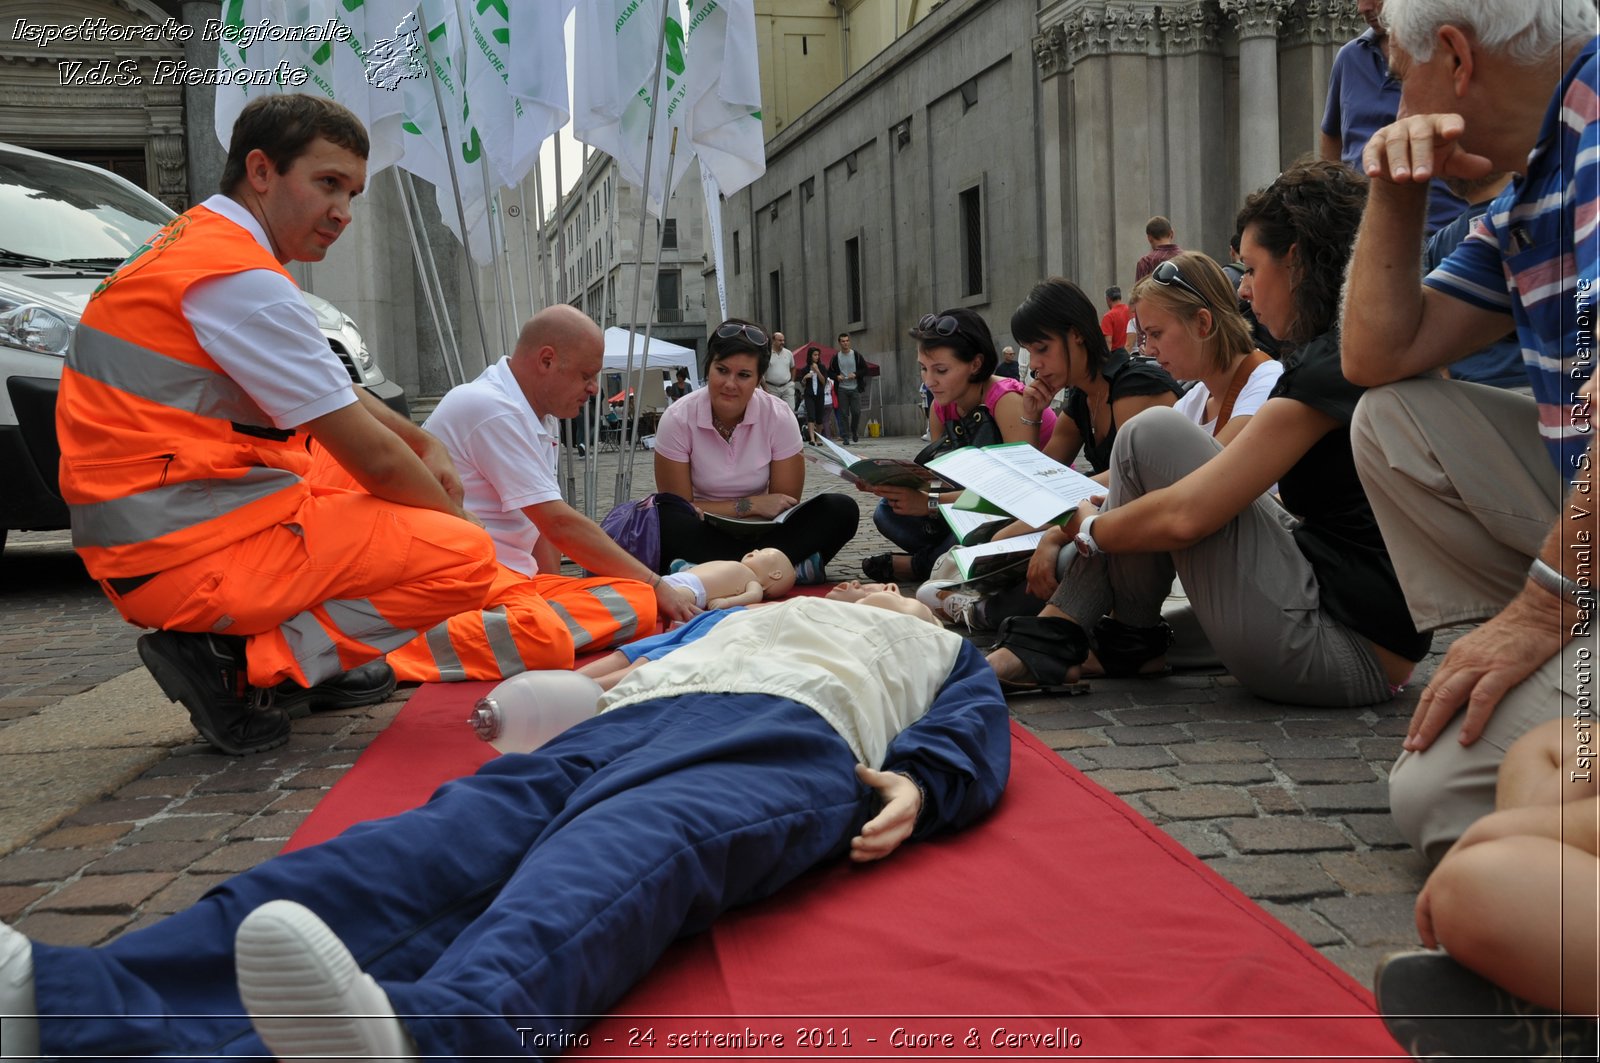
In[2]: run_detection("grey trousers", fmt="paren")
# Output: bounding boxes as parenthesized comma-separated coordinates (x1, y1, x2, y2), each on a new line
(1050, 407, 1392, 708)
(837, 386, 862, 440)
(1351, 377, 1569, 863)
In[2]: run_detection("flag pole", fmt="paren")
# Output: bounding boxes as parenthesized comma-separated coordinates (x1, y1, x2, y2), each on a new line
(621, 128, 680, 499)
(489, 188, 513, 359)
(554, 138, 568, 304)
(533, 159, 555, 308)
(420, 10, 494, 369)
(585, 171, 622, 518)
(397, 169, 467, 389)
(614, 0, 677, 507)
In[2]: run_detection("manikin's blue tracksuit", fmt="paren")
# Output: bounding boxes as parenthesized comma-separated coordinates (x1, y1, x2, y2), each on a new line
(30, 640, 1009, 1059)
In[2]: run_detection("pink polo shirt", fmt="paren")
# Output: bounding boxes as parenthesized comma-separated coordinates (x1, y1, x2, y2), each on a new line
(653, 386, 804, 501)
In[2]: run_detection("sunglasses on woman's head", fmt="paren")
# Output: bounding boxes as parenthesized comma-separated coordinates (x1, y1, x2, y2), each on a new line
(1151, 260, 1210, 309)
(917, 314, 961, 337)
(715, 322, 769, 348)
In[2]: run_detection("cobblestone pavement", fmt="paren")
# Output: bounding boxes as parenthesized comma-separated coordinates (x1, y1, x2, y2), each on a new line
(0, 431, 1440, 995)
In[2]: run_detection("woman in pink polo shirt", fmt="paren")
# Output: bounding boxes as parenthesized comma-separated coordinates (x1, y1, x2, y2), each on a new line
(653, 319, 859, 583)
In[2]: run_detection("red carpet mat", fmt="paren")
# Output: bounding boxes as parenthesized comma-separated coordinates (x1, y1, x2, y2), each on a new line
(287, 683, 1401, 1060)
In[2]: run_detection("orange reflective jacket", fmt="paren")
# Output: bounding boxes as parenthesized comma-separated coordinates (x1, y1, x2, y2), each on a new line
(57, 205, 314, 579)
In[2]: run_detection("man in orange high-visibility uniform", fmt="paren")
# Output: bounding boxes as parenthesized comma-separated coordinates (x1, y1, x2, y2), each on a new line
(386, 306, 697, 682)
(55, 94, 497, 755)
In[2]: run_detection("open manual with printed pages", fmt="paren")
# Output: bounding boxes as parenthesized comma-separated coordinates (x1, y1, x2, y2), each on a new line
(924, 442, 1103, 529)
(802, 434, 939, 490)
(948, 529, 1048, 580)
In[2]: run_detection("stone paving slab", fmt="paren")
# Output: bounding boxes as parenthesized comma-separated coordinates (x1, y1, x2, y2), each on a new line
(0, 434, 1451, 998)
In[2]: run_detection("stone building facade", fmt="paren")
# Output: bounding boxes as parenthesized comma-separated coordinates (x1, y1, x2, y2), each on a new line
(547, 151, 712, 369)
(723, 0, 1364, 433)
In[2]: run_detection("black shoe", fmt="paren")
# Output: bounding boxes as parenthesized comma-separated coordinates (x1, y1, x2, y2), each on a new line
(137, 631, 290, 756)
(270, 661, 397, 719)
(1376, 949, 1598, 1060)
(862, 553, 897, 583)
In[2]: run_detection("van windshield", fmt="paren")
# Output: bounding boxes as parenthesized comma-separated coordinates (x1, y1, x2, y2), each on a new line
(0, 150, 172, 265)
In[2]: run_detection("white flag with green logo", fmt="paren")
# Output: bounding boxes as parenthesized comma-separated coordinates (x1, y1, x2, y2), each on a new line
(682, 0, 764, 196)
(392, 0, 495, 264)
(459, 0, 574, 189)
(324, 0, 417, 173)
(574, 0, 697, 218)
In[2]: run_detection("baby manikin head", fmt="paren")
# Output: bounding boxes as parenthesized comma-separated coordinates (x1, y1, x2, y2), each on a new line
(741, 547, 796, 597)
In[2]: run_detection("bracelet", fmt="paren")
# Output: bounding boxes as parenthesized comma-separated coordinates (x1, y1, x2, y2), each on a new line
(1529, 557, 1595, 610)
(648, 573, 662, 589)
(1019, 415, 1043, 426)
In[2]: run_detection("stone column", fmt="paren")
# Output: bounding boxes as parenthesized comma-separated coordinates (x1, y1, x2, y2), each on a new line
(1278, 1, 1365, 162)
(1155, 1, 1226, 259)
(1031, 21, 1073, 279)
(181, 2, 224, 204)
(1223, 0, 1287, 197)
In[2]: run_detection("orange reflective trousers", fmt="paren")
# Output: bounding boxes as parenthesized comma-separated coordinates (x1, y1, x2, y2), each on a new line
(101, 455, 498, 690)
(387, 563, 657, 682)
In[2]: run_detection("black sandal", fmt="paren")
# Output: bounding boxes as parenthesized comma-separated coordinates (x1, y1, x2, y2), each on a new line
(1090, 617, 1174, 677)
(989, 615, 1092, 696)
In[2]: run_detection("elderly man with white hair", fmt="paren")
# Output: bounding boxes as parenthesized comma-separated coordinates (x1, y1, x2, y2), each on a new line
(1340, 0, 1597, 863)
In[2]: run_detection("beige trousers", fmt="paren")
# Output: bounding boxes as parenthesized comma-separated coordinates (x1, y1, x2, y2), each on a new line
(1351, 378, 1569, 863)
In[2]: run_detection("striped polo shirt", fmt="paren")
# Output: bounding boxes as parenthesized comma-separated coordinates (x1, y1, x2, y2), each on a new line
(1424, 36, 1598, 480)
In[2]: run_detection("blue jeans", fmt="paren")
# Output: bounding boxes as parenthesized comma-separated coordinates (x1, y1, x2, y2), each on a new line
(33, 696, 867, 1058)
(872, 499, 954, 581)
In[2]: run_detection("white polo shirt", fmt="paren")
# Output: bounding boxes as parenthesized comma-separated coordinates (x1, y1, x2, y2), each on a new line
(425, 357, 562, 576)
(181, 195, 356, 429)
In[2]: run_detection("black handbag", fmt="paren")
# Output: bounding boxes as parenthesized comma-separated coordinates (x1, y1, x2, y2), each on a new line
(913, 402, 1004, 465)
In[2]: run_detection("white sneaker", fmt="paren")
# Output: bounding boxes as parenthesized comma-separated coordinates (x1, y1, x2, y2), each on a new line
(0, 919, 38, 1059)
(914, 579, 956, 616)
(914, 581, 984, 630)
(942, 589, 985, 630)
(235, 900, 418, 1063)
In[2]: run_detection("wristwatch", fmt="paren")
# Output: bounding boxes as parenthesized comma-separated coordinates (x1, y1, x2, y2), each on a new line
(1073, 514, 1102, 558)
(927, 492, 940, 511)
(1529, 558, 1597, 612)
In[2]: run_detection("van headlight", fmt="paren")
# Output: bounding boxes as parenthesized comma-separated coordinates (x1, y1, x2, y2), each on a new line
(0, 299, 74, 356)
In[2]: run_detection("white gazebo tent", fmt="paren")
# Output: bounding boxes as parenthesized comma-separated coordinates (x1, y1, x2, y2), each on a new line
(602, 327, 699, 392)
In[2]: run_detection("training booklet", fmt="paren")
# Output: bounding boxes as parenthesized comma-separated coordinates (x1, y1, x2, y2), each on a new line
(939, 495, 1010, 545)
(701, 493, 829, 536)
(803, 435, 939, 490)
(924, 442, 1102, 528)
(949, 530, 1048, 580)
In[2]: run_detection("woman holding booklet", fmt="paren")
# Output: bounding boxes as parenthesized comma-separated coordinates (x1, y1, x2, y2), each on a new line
(929, 253, 1281, 631)
(862, 308, 1055, 583)
(653, 319, 859, 583)
(985, 159, 1430, 705)
(923, 280, 1181, 617)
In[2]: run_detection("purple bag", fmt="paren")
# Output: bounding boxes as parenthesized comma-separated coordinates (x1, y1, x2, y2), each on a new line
(597, 492, 695, 573)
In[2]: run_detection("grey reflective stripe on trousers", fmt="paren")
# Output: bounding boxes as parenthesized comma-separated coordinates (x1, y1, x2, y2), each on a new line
(416, 608, 518, 681)
(547, 584, 640, 652)
(70, 323, 278, 427)
(481, 606, 525, 677)
(281, 598, 420, 686)
(424, 624, 467, 682)
(70, 467, 303, 550)
(421, 584, 643, 680)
